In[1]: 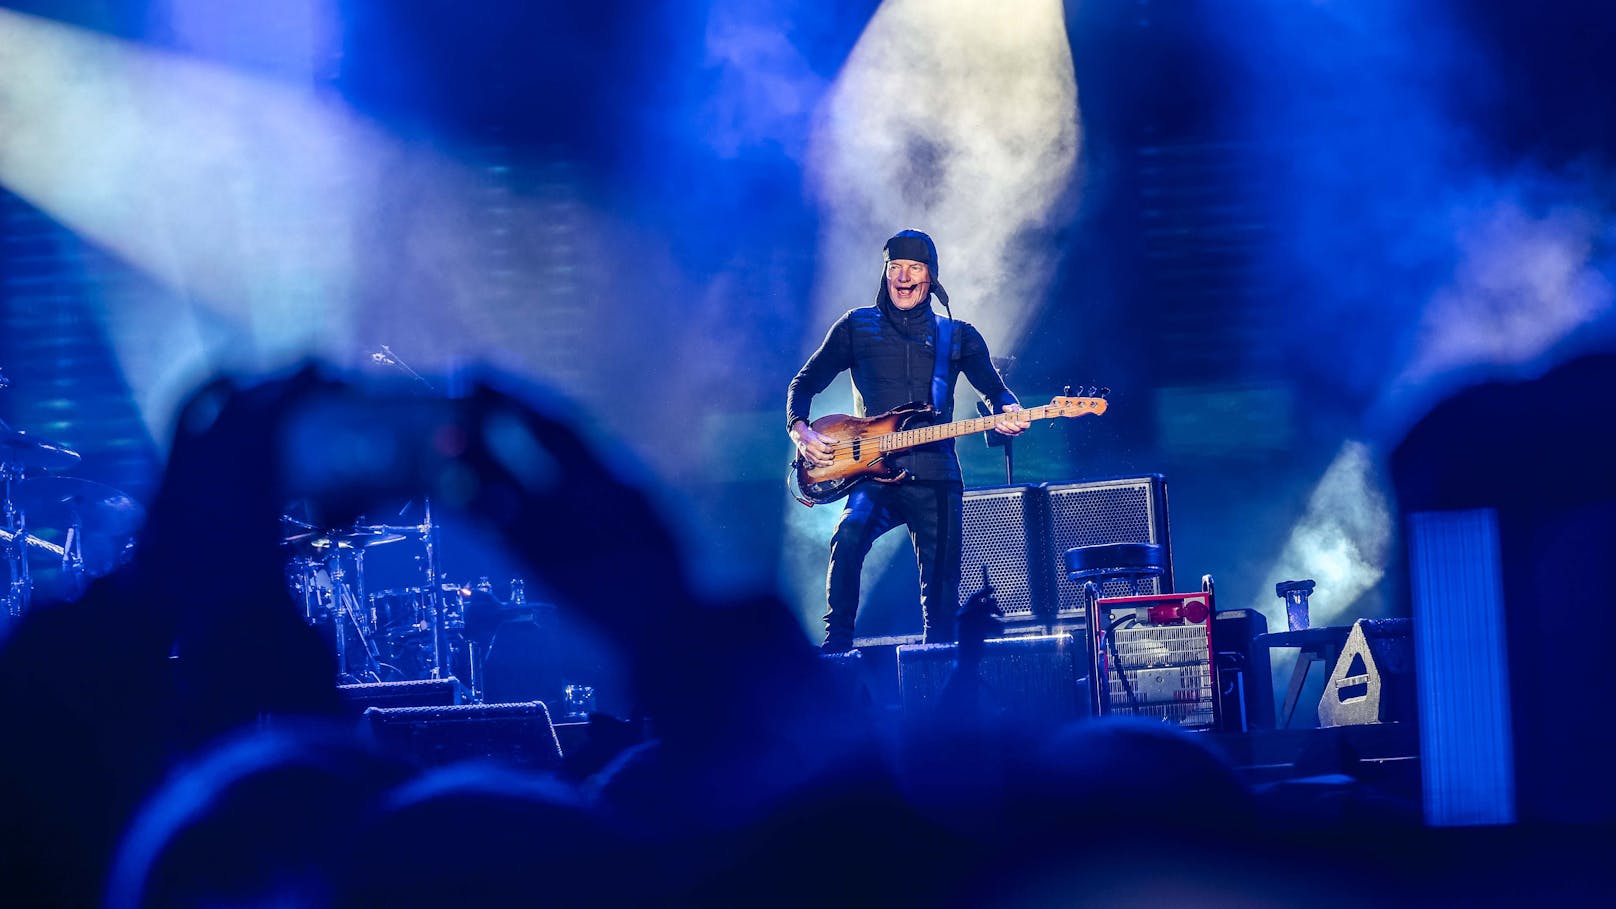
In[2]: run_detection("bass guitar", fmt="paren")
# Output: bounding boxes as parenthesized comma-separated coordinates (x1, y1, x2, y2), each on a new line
(788, 392, 1108, 507)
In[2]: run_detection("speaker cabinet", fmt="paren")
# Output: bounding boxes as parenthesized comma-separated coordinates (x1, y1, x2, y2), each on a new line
(338, 678, 465, 716)
(1318, 618, 1415, 727)
(1044, 476, 1172, 620)
(958, 484, 1046, 623)
(897, 633, 1089, 727)
(363, 701, 563, 770)
(958, 477, 1173, 630)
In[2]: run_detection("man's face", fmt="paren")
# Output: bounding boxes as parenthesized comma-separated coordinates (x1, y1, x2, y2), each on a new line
(885, 259, 931, 310)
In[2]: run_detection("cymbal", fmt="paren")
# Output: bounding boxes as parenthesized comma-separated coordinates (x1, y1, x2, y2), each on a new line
(327, 527, 406, 548)
(8, 476, 143, 540)
(281, 530, 322, 547)
(0, 420, 81, 472)
(283, 526, 406, 550)
(280, 516, 320, 547)
(367, 523, 427, 535)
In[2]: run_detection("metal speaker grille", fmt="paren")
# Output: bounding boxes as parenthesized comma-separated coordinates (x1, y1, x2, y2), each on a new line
(363, 701, 563, 769)
(1105, 623, 1215, 729)
(898, 634, 1085, 726)
(1045, 477, 1170, 615)
(959, 485, 1042, 621)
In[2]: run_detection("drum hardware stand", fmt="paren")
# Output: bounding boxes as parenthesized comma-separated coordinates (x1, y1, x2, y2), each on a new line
(330, 559, 384, 684)
(326, 558, 352, 680)
(57, 522, 87, 601)
(284, 546, 381, 684)
(2, 466, 33, 618)
(418, 498, 450, 681)
(464, 643, 484, 703)
(455, 578, 497, 704)
(345, 544, 390, 683)
(375, 500, 452, 681)
(2, 409, 88, 617)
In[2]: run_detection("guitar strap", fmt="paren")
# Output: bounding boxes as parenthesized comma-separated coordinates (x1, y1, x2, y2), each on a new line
(930, 312, 954, 414)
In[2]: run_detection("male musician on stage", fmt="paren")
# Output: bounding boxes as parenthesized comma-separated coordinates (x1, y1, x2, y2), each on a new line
(787, 229, 1028, 652)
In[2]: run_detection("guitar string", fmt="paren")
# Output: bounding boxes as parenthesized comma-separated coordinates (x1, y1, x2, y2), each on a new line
(822, 404, 1068, 455)
(816, 402, 1093, 460)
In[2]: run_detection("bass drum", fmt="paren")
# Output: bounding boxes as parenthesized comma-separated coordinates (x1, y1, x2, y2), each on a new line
(370, 587, 429, 677)
(370, 586, 471, 682)
(370, 587, 430, 638)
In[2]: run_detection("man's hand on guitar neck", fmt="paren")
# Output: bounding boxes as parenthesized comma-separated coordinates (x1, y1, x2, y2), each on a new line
(992, 403, 1030, 437)
(790, 419, 836, 469)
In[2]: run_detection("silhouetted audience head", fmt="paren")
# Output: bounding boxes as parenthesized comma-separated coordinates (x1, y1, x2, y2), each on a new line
(106, 723, 415, 909)
(335, 761, 634, 907)
(1011, 716, 1257, 836)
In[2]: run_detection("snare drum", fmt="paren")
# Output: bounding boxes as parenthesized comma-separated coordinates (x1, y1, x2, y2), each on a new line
(370, 587, 431, 636)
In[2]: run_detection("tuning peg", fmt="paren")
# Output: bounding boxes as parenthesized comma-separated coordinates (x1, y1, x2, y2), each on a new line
(1063, 385, 1072, 397)
(1098, 386, 1110, 398)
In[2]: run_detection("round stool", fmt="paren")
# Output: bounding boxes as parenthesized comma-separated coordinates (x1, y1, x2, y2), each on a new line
(1063, 541, 1165, 598)
(1066, 542, 1168, 721)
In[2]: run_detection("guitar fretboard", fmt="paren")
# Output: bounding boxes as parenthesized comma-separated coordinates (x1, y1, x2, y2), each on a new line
(878, 403, 1073, 452)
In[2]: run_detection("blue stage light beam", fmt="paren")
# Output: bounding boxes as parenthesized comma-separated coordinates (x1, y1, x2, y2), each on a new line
(1217, 1, 1614, 639)
(1375, 197, 1615, 435)
(806, 0, 1080, 353)
(0, 8, 630, 452)
(0, 7, 414, 443)
(0, 8, 368, 368)
(1253, 441, 1394, 630)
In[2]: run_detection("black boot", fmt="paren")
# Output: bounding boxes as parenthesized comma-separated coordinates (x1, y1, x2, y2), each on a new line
(820, 635, 856, 654)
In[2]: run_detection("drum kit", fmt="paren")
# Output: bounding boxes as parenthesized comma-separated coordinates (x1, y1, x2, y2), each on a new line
(2, 416, 143, 619)
(2, 411, 521, 697)
(4, 364, 578, 707)
(281, 501, 531, 699)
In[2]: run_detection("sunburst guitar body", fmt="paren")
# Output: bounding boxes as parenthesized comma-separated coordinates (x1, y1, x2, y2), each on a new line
(788, 394, 1108, 507)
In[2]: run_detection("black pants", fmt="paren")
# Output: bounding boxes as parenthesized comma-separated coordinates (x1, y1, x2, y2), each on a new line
(823, 480, 963, 650)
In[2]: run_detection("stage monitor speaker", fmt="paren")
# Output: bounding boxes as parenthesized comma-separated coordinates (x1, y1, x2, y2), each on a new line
(958, 484, 1048, 623)
(817, 649, 876, 710)
(337, 678, 465, 716)
(1318, 618, 1415, 727)
(363, 701, 563, 770)
(1044, 475, 1172, 621)
(897, 633, 1089, 728)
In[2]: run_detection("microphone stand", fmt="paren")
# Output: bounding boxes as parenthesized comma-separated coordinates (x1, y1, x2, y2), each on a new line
(980, 355, 1017, 485)
(367, 346, 451, 681)
(977, 400, 1014, 485)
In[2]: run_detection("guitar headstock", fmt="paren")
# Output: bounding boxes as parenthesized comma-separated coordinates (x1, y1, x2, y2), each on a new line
(1049, 386, 1109, 417)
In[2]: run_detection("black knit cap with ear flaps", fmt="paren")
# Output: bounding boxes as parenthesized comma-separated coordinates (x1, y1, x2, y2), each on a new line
(878, 229, 949, 306)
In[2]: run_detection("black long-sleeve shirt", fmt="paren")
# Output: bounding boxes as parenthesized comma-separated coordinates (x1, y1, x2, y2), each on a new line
(787, 299, 1017, 483)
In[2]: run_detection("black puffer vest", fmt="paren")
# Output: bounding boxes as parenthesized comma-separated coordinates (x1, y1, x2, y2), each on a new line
(842, 299, 962, 482)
